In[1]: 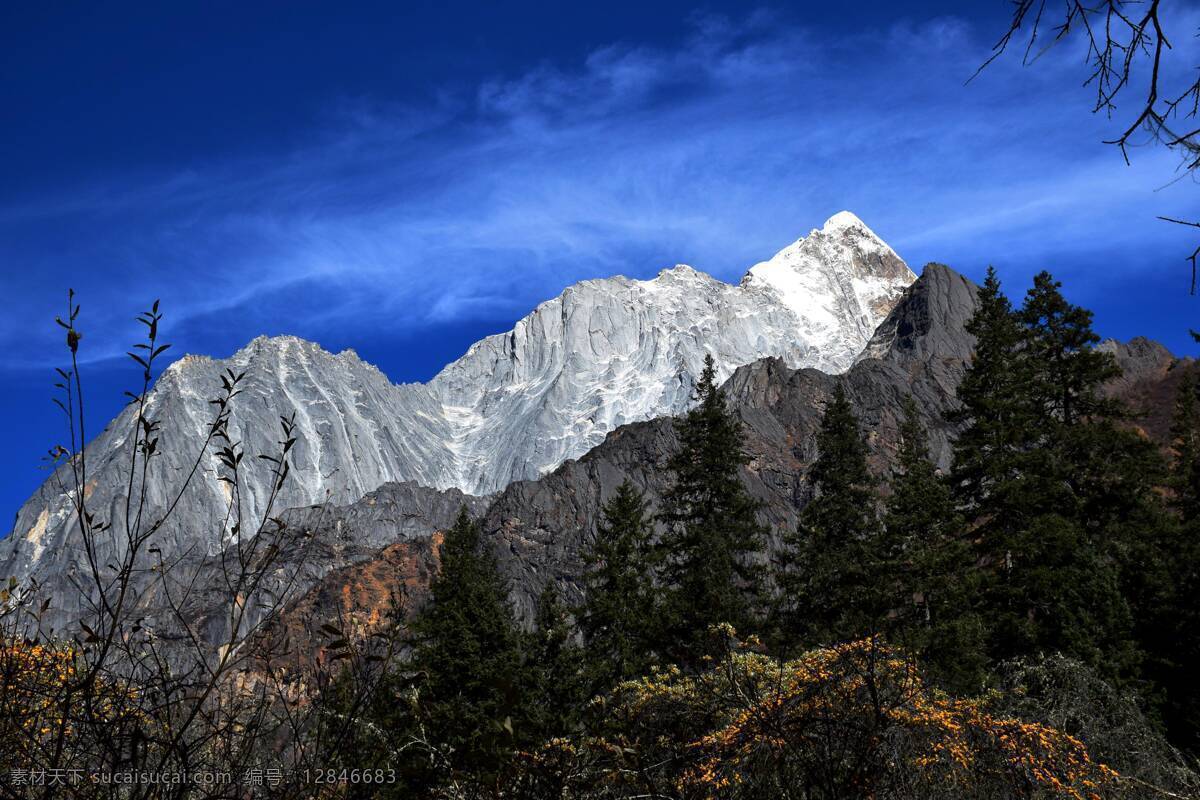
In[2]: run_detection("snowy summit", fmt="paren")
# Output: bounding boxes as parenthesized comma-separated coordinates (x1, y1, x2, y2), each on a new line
(1, 213, 916, 586)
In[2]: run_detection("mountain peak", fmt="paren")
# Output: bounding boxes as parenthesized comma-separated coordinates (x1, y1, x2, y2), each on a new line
(740, 212, 915, 334)
(856, 262, 980, 364)
(821, 209, 870, 233)
(239, 333, 320, 355)
(812, 210, 895, 257)
(229, 334, 371, 367)
(651, 263, 712, 284)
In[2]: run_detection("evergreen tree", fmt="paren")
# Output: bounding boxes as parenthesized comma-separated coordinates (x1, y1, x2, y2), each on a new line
(525, 582, 585, 740)
(778, 382, 880, 649)
(1149, 368, 1200, 750)
(1019, 271, 1121, 426)
(882, 397, 958, 596)
(578, 480, 659, 693)
(949, 266, 1035, 515)
(408, 506, 527, 781)
(1014, 273, 1143, 679)
(657, 355, 767, 660)
(948, 269, 1047, 671)
(881, 396, 983, 690)
(1170, 367, 1200, 521)
(950, 270, 1141, 683)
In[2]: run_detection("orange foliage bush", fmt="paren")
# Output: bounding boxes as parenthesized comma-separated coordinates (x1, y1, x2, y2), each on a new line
(0, 639, 143, 771)
(514, 632, 1127, 800)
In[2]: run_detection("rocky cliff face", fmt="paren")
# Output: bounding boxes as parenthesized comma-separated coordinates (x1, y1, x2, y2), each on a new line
(263, 262, 985, 639)
(141, 482, 490, 650)
(0, 339, 461, 626)
(0, 212, 914, 627)
(264, 262, 1187, 647)
(1099, 337, 1187, 443)
(482, 262, 980, 620)
(429, 210, 913, 493)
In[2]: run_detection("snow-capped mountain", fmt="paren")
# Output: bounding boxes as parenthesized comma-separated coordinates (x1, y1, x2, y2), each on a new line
(0, 212, 913, 591)
(431, 211, 912, 492)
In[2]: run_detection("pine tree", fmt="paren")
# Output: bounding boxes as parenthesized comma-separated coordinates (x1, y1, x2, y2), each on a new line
(1170, 367, 1200, 521)
(657, 355, 767, 660)
(950, 270, 1141, 683)
(525, 583, 585, 740)
(408, 506, 527, 780)
(881, 396, 983, 689)
(1014, 272, 1143, 678)
(1018, 271, 1121, 427)
(578, 479, 659, 693)
(778, 382, 880, 650)
(949, 266, 1035, 515)
(1147, 368, 1200, 750)
(882, 397, 958, 598)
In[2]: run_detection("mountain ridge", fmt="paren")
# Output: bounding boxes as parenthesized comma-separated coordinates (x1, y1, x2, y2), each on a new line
(256, 262, 1183, 657)
(258, 260, 985, 649)
(1, 213, 913, 590)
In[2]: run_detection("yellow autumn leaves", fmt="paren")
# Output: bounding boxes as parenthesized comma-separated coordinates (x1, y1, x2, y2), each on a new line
(517, 633, 1124, 799)
(0, 640, 144, 764)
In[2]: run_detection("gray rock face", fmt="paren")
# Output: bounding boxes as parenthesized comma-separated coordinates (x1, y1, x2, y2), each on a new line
(187, 262, 1185, 648)
(0, 212, 914, 626)
(481, 262, 981, 620)
(143, 482, 489, 651)
(856, 263, 980, 368)
(1099, 336, 1177, 390)
(0, 339, 459, 625)
(266, 262, 983, 630)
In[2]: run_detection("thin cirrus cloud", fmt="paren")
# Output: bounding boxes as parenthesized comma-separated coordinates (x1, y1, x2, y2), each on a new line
(0, 11, 1195, 371)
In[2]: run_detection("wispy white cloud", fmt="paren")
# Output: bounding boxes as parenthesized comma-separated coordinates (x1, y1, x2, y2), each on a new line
(0, 9, 1196, 370)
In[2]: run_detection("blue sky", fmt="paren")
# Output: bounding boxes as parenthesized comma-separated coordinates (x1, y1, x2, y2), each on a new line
(1, 1, 1198, 528)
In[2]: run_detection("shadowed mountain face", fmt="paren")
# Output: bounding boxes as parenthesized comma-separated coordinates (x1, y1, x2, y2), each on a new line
(140, 482, 490, 653)
(261, 261, 1185, 654)
(1099, 337, 1186, 444)
(479, 263, 983, 621)
(261, 263, 986, 644)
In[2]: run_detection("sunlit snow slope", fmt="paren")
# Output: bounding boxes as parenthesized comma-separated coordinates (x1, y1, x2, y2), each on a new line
(0, 212, 913, 586)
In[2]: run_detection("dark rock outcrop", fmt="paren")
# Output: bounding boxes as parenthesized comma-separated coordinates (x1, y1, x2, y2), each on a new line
(483, 262, 982, 620)
(257, 262, 1188, 657)
(268, 262, 988, 634)
(149, 481, 488, 649)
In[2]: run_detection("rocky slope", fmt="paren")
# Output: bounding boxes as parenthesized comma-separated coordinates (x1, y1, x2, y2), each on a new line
(1099, 337, 1184, 443)
(481, 262, 979, 620)
(143, 482, 489, 651)
(262, 262, 1186, 650)
(262, 262, 981, 643)
(428, 210, 913, 492)
(0, 212, 914, 627)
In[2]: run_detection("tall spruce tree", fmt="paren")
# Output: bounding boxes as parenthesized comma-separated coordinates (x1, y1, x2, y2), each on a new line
(1151, 368, 1200, 750)
(409, 506, 527, 780)
(525, 583, 586, 740)
(949, 266, 1034, 515)
(1019, 271, 1121, 426)
(950, 270, 1142, 682)
(882, 396, 983, 690)
(1016, 272, 1146, 679)
(1171, 368, 1200, 521)
(578, 480, 659, 693)
(657, 354, 767, 659)
(777, 383, 880, 650)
